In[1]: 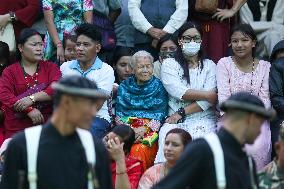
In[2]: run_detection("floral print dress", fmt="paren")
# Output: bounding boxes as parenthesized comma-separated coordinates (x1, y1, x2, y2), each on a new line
(43, 0, 93, 61)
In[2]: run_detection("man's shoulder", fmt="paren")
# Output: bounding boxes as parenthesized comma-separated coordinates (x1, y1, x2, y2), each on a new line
(101, 62, 114, 72)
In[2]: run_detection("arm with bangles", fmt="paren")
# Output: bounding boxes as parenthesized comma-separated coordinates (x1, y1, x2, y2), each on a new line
(165, 102, 202, 124)
(43, 10, 65, 63)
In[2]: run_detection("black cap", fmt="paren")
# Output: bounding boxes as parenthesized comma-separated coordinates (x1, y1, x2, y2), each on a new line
(52, 75, 110, 99)
(220, 92, 276, 120)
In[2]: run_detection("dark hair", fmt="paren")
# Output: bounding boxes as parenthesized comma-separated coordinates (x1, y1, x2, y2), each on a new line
(111, 47, 134, 83)
(63, 33, 77, 49)
(17, 28, 41, 45)
(0, 41, 10, 75)
(16, 28, 41, 60)
(270, 40, 284, 62)
(156, 34, 179, 51)
(75, 23, 102, 44)
(177, 22, 205, 84)
(165, 128, 192, 146)
(231, 24, 258, 58)
(111, 125, 135, 153)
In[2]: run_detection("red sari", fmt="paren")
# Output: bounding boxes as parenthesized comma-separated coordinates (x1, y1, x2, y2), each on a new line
(0, 61, 61, 139)
(111, 155, 143, 189)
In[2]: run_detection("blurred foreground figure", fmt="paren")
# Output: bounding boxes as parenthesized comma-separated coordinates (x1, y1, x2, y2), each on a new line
(0, 76, 113, 189)
(153, 92, 275, 189)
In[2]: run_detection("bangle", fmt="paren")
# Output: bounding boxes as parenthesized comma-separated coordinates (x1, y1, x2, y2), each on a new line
(176, 108, 186, 118)
(56, 42, 63, 48)
(116, 170, 127, 175)
(23, 106, 33, 114)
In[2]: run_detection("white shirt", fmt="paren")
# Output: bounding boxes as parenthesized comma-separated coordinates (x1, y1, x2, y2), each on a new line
(161, 58, 216, 119)
(60, 57, 115, 122)
(128, 0, 188, 34)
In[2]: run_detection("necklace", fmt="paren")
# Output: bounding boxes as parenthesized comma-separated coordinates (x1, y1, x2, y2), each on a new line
(232, 56, 255, 95)
(250, 59, 255, 95)
(20, 61, 39, 89)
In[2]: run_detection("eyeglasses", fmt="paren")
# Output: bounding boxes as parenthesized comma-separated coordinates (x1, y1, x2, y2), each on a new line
(181, 35, 202, 43)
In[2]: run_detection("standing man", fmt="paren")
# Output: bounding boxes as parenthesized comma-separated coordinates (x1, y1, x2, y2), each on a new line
(128, 0, 188, 60)
(0, 76, 113, 189)
(61, 23, 115, 139)
(153, 92, 275, 189)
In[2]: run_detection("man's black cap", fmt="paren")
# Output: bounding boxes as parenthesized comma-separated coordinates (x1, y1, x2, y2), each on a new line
(220, 92, 276, 120)
(52, 75, 110, 99)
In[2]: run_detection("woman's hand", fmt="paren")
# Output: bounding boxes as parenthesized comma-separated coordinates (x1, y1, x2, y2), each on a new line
(57, 46, 65, 64)
(133, 126, 147, 143)
(27, 108, 44, 125)
(212, 8, 236, 22)
(108, 137, 125, 162)
(0, 14, 10, 34)
(14, 97, 34, 112)
(165, 113, 182, 124)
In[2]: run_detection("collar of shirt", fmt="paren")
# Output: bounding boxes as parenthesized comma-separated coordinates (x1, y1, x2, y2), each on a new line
(69, 57, 103, 76)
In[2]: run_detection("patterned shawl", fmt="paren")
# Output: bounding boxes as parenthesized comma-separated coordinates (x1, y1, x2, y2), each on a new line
(116, 75, 168, 121)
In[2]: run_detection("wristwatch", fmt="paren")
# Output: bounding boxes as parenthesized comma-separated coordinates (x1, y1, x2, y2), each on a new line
(9, 11, 16, 22)
(29, 95, 36, 104)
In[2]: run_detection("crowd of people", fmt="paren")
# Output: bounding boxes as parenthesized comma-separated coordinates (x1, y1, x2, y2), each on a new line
(0, 0, 284, 188)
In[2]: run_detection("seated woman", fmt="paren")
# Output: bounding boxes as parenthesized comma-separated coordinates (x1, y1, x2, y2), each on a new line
(103, 125, 143, 189)
(155, 22, 217, 163)
(0, 28, 61, 139)
(153, 34, 179, 79)
(138, 128, 192, 189)
(116, 50, 168, 171)
(0, 41, 10, 145)
(217, 23, 271, 170)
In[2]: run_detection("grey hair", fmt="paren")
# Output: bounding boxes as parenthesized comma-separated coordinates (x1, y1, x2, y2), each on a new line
(130, 50, 154, 69)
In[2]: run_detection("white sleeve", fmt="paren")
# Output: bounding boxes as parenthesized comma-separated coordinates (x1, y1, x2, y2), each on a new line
(95, 65, 115, 95)
(128, 0, 152, 34)
(163, 0, 188, 34)
(161, 58, 188, 100)
(196, 60, 217, 111)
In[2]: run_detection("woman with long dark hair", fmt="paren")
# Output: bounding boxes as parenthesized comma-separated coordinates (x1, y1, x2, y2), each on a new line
(217, 23, 271, 170)
(155, 21, 217, 163)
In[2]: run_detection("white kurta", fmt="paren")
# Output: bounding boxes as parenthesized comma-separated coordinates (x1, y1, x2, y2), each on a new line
(155, 58, 217, 163)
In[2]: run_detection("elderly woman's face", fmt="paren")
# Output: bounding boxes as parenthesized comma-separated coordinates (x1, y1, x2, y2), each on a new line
(134, 57, 153, 85)
(18, 35, 44, 63)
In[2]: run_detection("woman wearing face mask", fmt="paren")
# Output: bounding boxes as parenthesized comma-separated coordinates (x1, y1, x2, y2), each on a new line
(0, 28, 61, 139)
(216, 24, 271, 170)
(153, 34, 178, 79)
(138, 128, 192, 189)
(155, 21, 217, 163)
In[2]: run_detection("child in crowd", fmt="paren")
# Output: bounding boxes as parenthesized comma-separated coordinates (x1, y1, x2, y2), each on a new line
(63, 34, 77, 61)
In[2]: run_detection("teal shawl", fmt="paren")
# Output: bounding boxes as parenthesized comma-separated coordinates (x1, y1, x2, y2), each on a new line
(116, 75, 168, 121)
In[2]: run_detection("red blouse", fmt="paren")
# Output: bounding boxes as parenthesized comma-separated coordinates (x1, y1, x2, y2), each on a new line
(111, 155, 143, 189)
(0, 61, 61, 139)
(0, 0, 39, 39)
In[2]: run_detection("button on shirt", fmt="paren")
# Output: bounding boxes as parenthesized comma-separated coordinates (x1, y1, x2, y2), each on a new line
(60, 57, 115, 122)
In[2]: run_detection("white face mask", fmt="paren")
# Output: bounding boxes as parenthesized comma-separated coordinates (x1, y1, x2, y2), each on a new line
(182, 42, 201, 56)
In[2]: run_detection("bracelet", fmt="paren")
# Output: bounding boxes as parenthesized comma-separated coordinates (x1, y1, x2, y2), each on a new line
(23, 106, 33, 114)
(176, 107, 186, 118)
(116, 170, 127, 175)
(56, 42, 63, 48)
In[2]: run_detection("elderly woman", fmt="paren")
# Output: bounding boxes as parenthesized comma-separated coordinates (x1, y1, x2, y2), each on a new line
(116, 50, 168, 171)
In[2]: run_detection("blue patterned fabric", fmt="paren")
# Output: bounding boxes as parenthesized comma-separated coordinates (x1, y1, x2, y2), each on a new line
(116, 75, 168, 121)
